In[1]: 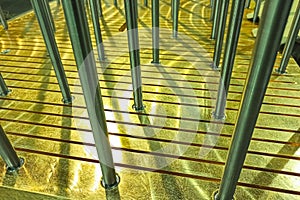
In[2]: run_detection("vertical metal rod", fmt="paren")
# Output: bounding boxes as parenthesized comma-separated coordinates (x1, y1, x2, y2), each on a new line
(97, 0, 103, 17)
(214, 1, 293, 199)
(253, 0, 261, 23)
(172, 0, 180, 38)
(211, 0, 221, 39)
(0, 6, 8, 30)
(31, 0, 73, 104)
(124, 0, 144, 111)
(0, 125, 23, 172)
(213, 0, 246, 119)
(245, 0, 251, 9)
(276, 0, 300, 74)
(210, 0, 215, 21)
(152, 0, 160, 64)
(144, 0, 148, 7)
(61, 0, 119, 188)
(171, 0, 174, 20)
(212, 0, 230, 69)
(89, 0, 106, 61)
(42, 0, 56, 33)
(0, 73, 10, 96)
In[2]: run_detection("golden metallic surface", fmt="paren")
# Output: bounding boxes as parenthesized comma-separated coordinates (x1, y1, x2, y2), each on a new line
(0, 0, 299, 199)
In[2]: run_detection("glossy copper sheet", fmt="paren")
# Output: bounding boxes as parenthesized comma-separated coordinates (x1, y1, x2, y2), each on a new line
(0, 0, 299, 199)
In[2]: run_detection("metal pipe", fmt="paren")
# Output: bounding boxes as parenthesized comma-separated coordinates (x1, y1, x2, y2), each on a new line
(61, 0, 119, 188)
(210, 0, 215, 21)
(276, 0, 300, 74)
(172, 0, 180, 38)
(31, 0, 73, 104)
(253, 0, 262, 23)
(214, 1, 293, 199)
(42, 0, 56, 33)
(89, 0, 106, 61)
(0, 6, 8, 30)
(152, 0, 160, 64)
(124, 0, 144, 111)
(0, 73, 10, 96)
(97, 0, 103, 17)
(134, 0, 138, 19)
(245, 0, 251, 9)
(171, 0, 174, 20)
(0, 125, 24, 173)
(211, 0, 221, 39)
(212, 0, 230, 69)
(213, 0, 247, 119)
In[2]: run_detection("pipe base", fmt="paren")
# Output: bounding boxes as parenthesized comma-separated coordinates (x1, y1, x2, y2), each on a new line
(0, 89, 12, 97)
(6, 157, 25, 173)
(101, 174, 121, 190)
(62, 95, 75, 104)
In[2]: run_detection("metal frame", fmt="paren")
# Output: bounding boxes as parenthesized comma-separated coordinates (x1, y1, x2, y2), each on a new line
(31, 0, 73, 104)
(213, 0, 246, 119)
(0, 125, 24, 173)
(276, 0, 300, 74)
(61, 0, 120, 189)
(124, 0, 144, 111)
(214, 0, 293, 199)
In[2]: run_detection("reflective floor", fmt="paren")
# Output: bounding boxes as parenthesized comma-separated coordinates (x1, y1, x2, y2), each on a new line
(0, 0, 300, 199)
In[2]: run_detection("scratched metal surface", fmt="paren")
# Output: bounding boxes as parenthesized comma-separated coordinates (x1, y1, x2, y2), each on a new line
(0, 0, 299, 199)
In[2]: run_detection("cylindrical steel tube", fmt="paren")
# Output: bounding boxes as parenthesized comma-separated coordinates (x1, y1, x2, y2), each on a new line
(253, 0, 262, 23)
(42, 0, 56, 33)
(172, 0, 180, 38)
(89, 0, 106, 61)
(97, 0, 103, 17)
(171, 0, 174, 20)
(0, 73, 10, 96)
(124, 0, 144, 111)
(213, 0, 246, 119)
(0, 6, 8, 30)
(152, 0, 160, 64)
(211, 0, 222, 39)
(31, 0, 73, 104)
(212, 0, 230, 69)
(245, 0, 251, 9)
(215, 1, 293, 199)
(277, 0, 300, 74)
(210, 0, 215, 21)
(0, 125, 23, 172)
(61, 0, 119, 188)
